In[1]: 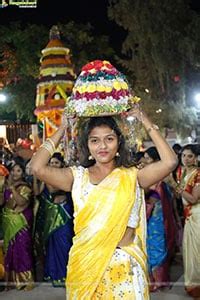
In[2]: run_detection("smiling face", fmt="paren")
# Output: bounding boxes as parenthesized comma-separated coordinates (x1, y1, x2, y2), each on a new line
(88, 125, 119, 164)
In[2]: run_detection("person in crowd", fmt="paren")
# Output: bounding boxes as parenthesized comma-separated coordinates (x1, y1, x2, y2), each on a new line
(1, 162, 34, 290)
(176, 144, 200, 298)
(42, 152, 74, 286)
(30, 103, 177, 299)
(172, 143, 182, 156)
(164, 143, 184, 254)
(133, 151, 146, 169)
(33, 152, 74, 286)
(143, 146, 176, 292)
(0, 158, 9, 292)
(171, 143, 184, 222)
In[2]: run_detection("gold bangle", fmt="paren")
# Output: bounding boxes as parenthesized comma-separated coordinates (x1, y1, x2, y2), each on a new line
(40, 144, 54, 156)
(40, 139, 55, 156)
(147, 124, 159, 133)
(46, 138, 56, 152)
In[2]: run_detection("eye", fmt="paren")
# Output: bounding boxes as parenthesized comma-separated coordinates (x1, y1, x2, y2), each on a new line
(90, 138, 98, 144)
(106, 136, 114, 141)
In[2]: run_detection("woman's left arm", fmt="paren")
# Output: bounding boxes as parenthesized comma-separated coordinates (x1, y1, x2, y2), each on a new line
(181, 184, 200, 205)
(128, 107, 178, 188)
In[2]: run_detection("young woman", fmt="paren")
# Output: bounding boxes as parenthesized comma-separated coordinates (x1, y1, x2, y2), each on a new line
(144, 146, 176, 292)
(30, 106, 177, 299)
(33, 152, 74, 286)
(1, 163, 34, 290)
(43, 153, 74, 286)
(176, 144, 200, 298)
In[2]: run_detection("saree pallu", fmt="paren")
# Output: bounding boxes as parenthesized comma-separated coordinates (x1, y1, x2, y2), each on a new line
(146, 182, 176, 291)
(33, 188, 47, 281)
(2, 206, 34, 290)
(66, 166, 149, 299)
(183, 204, 200, 297)
(181, 168, 200, 297)
(43, 192, 74, 286)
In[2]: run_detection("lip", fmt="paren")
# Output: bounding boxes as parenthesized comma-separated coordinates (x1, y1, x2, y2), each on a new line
(97, 151, 109, 156)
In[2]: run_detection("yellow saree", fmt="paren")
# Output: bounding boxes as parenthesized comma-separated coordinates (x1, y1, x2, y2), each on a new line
(66, 166, 149, 299)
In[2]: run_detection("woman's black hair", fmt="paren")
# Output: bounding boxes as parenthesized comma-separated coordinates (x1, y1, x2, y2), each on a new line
(145, 146, 160, 161)
(10, 162, 26, 176)
(181, 144, 198, 157)
(78, 116, 135, 168)
(172, 143, 182, 155)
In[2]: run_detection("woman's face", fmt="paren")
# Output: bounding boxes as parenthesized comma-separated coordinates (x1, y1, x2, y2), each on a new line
(144, 152, 154, 164)
(88, 125, 119, 164)
(11, 165, 23, 181)
(49, 157, 62, 168)
(181, 149, 197, 167)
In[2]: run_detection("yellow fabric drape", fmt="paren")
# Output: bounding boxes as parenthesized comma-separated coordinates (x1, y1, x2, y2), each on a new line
(66, 166, 147, 299)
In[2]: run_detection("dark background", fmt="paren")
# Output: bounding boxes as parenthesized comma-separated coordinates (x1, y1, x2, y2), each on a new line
(0, 0, 199, 51)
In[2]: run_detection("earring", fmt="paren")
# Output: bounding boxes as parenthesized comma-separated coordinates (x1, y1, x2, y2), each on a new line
(88, 155, 94, 160)
(115, 152, 120, 157)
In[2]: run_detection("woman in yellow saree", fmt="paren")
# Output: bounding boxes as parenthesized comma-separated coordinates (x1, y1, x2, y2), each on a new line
(31, 106, 177, 299)
(176, 144, 200, 298)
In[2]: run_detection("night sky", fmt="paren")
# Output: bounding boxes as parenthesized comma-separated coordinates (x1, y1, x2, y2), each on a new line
(0, 0, 199, 51)
(0, 0, 126, 51)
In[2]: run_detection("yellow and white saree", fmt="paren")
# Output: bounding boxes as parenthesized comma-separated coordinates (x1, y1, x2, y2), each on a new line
(66, 166, 149, 299)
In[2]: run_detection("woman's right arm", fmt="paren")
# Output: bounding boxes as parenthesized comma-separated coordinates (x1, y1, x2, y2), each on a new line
(30, 125, 74, 192)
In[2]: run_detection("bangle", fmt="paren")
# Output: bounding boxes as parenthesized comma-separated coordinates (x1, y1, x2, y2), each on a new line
(46, 138, 56, 152)
(40, 138, 56, 156)
(146, 124, 159, 133)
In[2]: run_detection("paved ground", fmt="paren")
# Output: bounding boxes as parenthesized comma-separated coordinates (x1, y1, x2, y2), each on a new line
(0, 256, 191, 300)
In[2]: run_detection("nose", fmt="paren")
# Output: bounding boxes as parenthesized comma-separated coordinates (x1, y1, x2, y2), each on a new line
(99, 139, 107, 149)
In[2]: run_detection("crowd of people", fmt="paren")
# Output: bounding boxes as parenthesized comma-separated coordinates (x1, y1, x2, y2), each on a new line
(0, 59, 200, 299)
(0, 147, 74, 291)
(0, 124, 199, 299)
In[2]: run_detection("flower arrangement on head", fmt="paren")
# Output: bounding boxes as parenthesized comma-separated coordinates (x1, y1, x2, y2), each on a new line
(63, 60, 141, 163)
(65, 60, 140, 117)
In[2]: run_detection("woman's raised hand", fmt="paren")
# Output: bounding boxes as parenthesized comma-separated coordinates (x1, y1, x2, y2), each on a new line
(126, 104, 145, 122)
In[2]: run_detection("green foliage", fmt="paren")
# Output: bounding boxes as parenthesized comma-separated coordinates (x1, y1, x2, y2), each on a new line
(0, 21, 115, 120)
(108, 0, 200, 136)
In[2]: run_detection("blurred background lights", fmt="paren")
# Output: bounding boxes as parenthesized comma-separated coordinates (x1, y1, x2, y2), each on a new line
(156, 108, 162, 113)
(194, 93, 200, 106)
(126, 116, 135, 122)
(0, 94, 6, 102)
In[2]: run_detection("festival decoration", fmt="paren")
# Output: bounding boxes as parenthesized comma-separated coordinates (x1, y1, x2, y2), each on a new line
(65, 60, 140, 117)
(34, 25, 76, 138)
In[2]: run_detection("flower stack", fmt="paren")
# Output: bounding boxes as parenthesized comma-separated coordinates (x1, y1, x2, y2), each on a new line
(65, 60, 135, 117)
(34, 25, 76, 137)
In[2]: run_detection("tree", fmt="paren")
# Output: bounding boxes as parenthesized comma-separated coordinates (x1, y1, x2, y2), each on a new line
(108, 0, 200, 137)
(0, 21, 115, 120)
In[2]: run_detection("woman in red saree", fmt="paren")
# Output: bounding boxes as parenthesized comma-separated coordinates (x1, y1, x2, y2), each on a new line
(176, 144, 200, 298)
